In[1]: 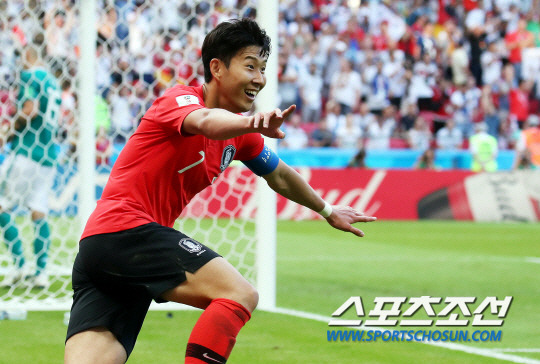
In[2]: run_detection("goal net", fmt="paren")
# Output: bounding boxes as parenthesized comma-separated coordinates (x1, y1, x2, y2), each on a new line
(0, 0, 276, 311)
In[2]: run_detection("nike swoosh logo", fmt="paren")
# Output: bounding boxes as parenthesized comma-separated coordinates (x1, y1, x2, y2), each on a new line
(178, 151, 205, 173)
(202, 352, 224, 363)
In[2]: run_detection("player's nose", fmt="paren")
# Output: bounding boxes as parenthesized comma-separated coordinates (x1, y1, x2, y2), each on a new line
(252, 71, 265, 88)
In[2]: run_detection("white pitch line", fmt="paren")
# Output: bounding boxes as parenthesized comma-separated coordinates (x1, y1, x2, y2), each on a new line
(278, 255, 540, 264)
(271, 307, 540, 364)
(525, 257, 540, 264)
(491, 349, 540, 353)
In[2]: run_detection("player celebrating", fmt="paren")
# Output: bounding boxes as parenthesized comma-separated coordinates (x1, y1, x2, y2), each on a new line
(64, 19, 376, 364)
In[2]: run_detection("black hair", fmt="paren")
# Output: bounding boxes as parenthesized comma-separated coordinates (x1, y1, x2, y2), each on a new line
(202, 18, 271, 83)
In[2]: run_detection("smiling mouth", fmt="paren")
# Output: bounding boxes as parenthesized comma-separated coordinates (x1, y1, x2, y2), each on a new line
(245, 90, 257, 99)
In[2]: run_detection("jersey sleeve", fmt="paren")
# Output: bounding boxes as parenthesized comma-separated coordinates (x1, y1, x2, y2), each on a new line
(150, 87, 205, 135)
(234, 132, 265, 161)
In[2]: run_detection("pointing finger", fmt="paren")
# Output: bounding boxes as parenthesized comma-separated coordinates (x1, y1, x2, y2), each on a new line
(282, 105, 296, 118)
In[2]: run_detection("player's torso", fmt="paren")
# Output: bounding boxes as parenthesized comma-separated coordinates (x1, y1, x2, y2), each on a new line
(14, 69, 59, 165)
(102, 120, 239, 225)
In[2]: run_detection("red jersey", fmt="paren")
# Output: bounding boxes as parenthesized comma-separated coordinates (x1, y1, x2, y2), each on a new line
(509, 88, 530, 122)
(82, 84, 264, 239)
(505, 30, 531, 63)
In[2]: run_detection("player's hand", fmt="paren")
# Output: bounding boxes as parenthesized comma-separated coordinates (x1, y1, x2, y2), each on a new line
(325, 205, 377, 237)
(252, 105, 296, 139)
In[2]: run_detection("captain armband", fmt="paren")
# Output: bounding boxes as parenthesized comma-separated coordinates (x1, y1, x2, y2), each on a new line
(242, 145, 280, 176)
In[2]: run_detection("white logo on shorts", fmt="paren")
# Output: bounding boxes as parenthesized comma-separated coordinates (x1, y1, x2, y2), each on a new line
(179, 238, 205, 255)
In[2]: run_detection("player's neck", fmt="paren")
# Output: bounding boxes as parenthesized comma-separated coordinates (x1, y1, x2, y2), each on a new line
(203, 82, 223, 110)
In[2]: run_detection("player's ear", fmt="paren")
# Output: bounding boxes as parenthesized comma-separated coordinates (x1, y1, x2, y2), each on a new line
(210, 58, 223, 81)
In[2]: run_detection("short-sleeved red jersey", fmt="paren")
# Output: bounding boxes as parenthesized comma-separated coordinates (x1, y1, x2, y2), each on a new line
(81, 84, 264, 239)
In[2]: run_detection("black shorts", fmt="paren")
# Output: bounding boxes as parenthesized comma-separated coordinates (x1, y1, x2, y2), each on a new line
(66, 222, 220, 357)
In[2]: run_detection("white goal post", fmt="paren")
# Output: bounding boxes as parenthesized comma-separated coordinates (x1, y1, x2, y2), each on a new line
(0, 0, 278, 312)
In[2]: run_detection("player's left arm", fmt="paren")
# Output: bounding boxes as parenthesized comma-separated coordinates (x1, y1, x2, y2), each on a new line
(267, 161, 376, 237)
(248, 154, 376, 237)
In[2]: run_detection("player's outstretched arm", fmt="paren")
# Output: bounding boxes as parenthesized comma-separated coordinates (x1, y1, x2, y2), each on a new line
(182, 105, 295, 140)
(262, 160, 376, 237)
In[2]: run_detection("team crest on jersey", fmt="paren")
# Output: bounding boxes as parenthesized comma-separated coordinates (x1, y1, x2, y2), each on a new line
(220, 145, 236, 172)
(179, 238, 205, 255)
(175, 95, 200, 108)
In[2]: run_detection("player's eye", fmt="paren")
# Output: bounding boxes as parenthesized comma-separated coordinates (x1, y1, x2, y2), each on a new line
(247, 65, 255, 70)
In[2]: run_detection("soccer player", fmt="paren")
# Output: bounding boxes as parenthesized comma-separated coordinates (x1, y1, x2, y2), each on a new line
(64, 19, 376, 364)
(0, 46, 60, 289)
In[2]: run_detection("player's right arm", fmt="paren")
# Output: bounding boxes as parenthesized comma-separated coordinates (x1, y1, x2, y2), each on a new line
(181, 105, 296, 140)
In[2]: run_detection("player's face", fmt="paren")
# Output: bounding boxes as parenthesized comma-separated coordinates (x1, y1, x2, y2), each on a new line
(220, 46, 267, 113)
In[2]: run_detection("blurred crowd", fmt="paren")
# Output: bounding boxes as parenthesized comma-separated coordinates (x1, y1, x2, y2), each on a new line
(1, 0, 540, 169)
(277, 0, 540, 156)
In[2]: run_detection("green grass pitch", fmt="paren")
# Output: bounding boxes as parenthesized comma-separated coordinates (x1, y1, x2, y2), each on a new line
(1, 220, 539, 363)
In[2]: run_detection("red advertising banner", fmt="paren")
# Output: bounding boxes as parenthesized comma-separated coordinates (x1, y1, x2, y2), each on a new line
(183, 167, 540, 222)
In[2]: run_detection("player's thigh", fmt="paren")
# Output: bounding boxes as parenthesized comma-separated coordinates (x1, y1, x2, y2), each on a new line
(67, 249, 152, 358)
(65, 327, 126, 364)
(28, 161, 54, 214)
(161, 257, 259, 312)
(0, 154, 27, 209)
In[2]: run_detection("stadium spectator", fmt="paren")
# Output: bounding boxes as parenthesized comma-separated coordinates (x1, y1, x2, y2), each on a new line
(299, 62, 323, 123)
(399, 101, 419, 133)
(0, 46, 60, 289)
(384, 49, 408, 109)
(407, 115, 432, 150)
(63, 19, 376, 364)
(311, 117, 335, 147)
(450, 39, 469, 87)
(347, 147, 367, 168)
(109, 85, 133, 142)
(59, 79, 76, 133)
(367, 60, 390, 113)
(397, 26, 420, 61)
(464, 77, 482, 123)
(95, 126, 113, 167)
(44, 8, 76, 79)
(469, 122, 498, 172)
(329, 58, 362, 115)
(336, 113, 363, 149)
(509, 78, 533, 129)
(436, 119, 464, 150)
(481, 40, 503, 87)
(324, 99, 345, 134)
(97, 7, 118, 46)
(414, 147, 438, 169)
(497, 111, 520, 150)
(505, 17, 534, 82)
(494, 63, 516, 112)
(280, 113, 309, 150)
(365, 109, 395, 150)
(354, 101, 377, 134)
(412, 52, 438, 110)
(513, 114, 540, 169)
(448, 82, 473, 137)
(479, 84, 501, 138)
(277, 49, 299, 111)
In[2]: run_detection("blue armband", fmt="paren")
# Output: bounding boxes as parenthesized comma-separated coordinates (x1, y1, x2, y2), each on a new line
(242, 145, 280, 176)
